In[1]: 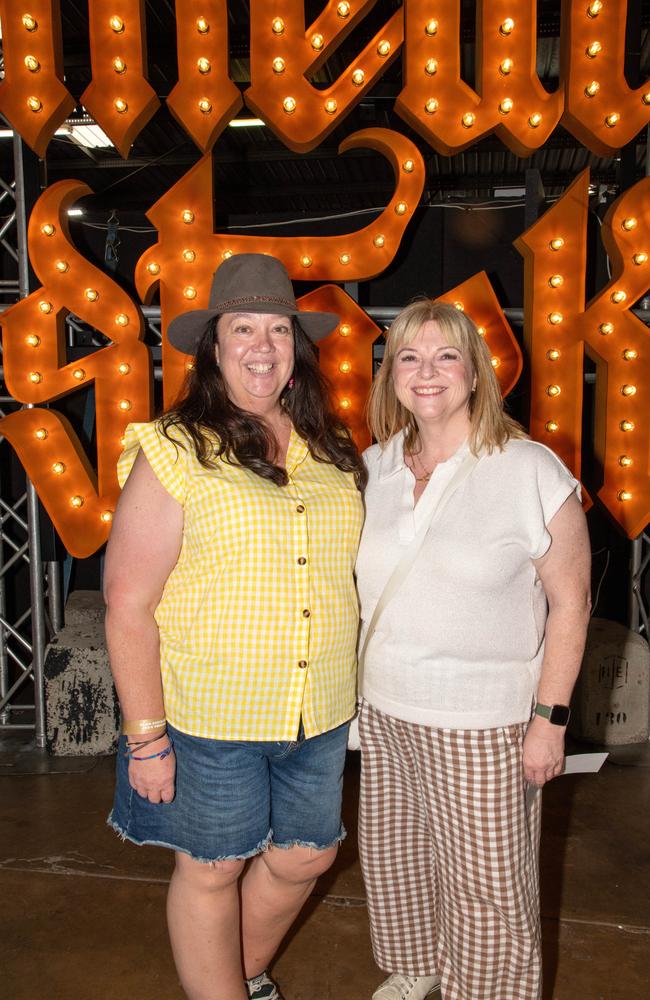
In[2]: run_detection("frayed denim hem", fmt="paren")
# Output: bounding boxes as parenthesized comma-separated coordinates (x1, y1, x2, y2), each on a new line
(106, 813, 274, 864)
(271, 822, 346, 852)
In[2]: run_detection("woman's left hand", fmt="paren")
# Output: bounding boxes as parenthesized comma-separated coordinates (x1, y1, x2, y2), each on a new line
(522, 715, 565, 787)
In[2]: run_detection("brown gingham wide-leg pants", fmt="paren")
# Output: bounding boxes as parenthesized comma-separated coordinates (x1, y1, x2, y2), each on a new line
(359, 702, 542, 1000)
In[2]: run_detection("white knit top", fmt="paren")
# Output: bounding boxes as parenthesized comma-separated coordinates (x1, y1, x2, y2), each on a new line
(355, 433, 580, 730)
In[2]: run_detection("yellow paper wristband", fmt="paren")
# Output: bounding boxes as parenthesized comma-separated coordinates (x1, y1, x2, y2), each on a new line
(121, 717, 167, 735)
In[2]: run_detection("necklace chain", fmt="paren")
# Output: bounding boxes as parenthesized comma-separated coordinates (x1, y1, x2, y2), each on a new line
(408, 448, 433, 483)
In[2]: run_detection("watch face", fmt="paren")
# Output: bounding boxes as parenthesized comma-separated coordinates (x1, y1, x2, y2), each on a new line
(549, 704, 571, 726)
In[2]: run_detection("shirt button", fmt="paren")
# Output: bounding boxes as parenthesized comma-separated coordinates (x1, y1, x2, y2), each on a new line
(297, 556, 307, 565)
(302, 609, 311, 618)
(296, 504, 305, 513)
(298, 660, 308, 669)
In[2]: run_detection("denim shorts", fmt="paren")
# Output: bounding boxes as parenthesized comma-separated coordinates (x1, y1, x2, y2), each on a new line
(108, 721, 349, 863)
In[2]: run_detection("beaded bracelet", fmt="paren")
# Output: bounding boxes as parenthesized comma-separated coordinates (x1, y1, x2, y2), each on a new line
(125, 739, 174, 762)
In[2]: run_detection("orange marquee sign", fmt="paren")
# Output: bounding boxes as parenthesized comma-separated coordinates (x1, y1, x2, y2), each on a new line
(0, 2, 649, 555)
(0, 1, 648, 157)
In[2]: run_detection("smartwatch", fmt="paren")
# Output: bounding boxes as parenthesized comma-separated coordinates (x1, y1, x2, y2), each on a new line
(534, 702, 571, 726)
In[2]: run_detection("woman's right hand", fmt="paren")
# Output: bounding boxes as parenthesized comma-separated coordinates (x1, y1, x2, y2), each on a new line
(127, 736, 176, 804)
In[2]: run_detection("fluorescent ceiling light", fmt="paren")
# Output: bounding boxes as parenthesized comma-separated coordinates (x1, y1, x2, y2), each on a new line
(494, 186, 526, 198)
(67, 208, 84, 217)
(228, 118, 265, 128)
(0, 120, 113, 148)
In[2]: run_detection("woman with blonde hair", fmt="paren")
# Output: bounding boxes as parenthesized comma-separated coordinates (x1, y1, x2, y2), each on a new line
(356, 300, 591, 1000)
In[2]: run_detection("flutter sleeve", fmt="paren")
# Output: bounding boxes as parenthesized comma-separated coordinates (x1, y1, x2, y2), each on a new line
(117, 420, 189, 505)
(527, 443, 581, 560)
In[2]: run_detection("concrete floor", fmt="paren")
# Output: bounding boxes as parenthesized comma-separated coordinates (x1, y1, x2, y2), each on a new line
(1, 741, 648, 1000)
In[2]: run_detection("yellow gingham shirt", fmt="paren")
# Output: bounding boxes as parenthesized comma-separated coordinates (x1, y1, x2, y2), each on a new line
(118, 420, 363, 741)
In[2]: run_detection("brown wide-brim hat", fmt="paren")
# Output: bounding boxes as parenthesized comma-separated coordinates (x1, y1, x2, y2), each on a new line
(167, 252, 340, 354)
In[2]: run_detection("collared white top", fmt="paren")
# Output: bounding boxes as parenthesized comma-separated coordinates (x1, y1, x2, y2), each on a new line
(118, 420, 363, 741)
(356, 432, 579, 730)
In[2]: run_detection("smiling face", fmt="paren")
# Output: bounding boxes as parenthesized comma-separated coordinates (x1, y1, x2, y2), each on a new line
(215, 312, 295, 413)
(391, 320, 475, 435)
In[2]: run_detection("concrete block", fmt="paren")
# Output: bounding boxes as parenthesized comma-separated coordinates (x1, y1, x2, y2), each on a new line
(570, 617, 650, 746)
(44, 605, 118, 756)
(64, 589, 106, 628)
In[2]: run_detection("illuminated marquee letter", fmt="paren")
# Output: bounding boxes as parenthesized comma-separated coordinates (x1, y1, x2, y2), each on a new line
(167, 0, 243, 152)
(135, 128, 425, 404)
(245, 0, 402, 152)
(0, 180, 152, 557)
(561, 0, 650, 156)
(0, 1, 74, 156)
(516, 169, 650, 538)
(81, 1, 160, 157)
(396, 0, 562, 156)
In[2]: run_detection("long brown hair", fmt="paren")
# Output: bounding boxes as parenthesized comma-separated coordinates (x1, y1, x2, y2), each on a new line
(368, 299, 526, 454)
(160, 317, 367, 489)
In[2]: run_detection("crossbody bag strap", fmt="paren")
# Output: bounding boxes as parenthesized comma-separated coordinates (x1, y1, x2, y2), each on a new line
(358, 450, 480, 686)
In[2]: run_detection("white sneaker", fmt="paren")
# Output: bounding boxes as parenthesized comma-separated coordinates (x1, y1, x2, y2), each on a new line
(372, 973, 441, 1000)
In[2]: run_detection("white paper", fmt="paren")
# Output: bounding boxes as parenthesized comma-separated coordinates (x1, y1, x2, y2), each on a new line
(562, 752, 609, 774)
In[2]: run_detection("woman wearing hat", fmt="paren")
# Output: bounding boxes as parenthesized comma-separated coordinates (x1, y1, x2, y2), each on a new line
(105, 253, 366, 1000)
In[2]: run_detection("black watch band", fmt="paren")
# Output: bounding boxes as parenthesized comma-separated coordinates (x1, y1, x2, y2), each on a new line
(534, 702, 571, 726)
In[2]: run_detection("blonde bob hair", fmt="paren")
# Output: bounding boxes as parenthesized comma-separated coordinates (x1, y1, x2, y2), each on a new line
(367, 299, 526, 454)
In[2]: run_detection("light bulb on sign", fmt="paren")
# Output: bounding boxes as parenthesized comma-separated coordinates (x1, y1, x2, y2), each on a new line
(623, 349, 638, 360)
(500, 59, 513, 75)
(70, 495, 84, 509)
(462, 112, 476, 128)
(395, 202, 408, 215)
(545, 420, 559, 432)
(620, 420, 634, 431)
(52, 462, 66, 474)
(27, 97, 43, 112)
(425, 20, 438, 36)
(373, 234, 385, 247)
(41, 223, 55, 237)
(25, 334, 40, 347)
(500, 18, 515, 35)
(547, 349, 561, 360)
(377, 40, 391, 56)
(546, 384, 561, 396)
(24, 55, 40, 72)
(115, 313, 129, 327)
(29, 371, 43, 383)
(101, 511, 114, 523)
(196, 17, 209, 33)
(184, 286, 197, 299)
(324, 99, 338, 115)
(337, 2, 351, 17)
(113, 58, 126, 74)
(272, 18, 285, 34)
(39, 300, 53, 314)
(339, 324, 351, 337)
(311, 33, 324, 50)
(586, 42, 602, 58)
(548, 312, 563, 325)
(183, 249, 196, 262)
(611, 289, 627, 304)
(147, 262, 161, 275)
(22, 14, 38, 31)
(619, 455, 633, 467)
(528, 113, 542, 128)
(352, 70, 365, 86)
(34, 428, 48, 440)
(72, 368, 86, 381)
(197, 58, 211, 74)
(621, 384, 637, 396)
(425, 99, 439, 114)
(618, 490, 633, 502)
(272, 58, 285, 74)
(182, 210, 195, 224)
(622, 217, 637, 231)
(55, 260, 69, 273)
(584, 81, 600, 97)
(339, 253, 351, 265)
(633, 253, 647, 265)
(549, 274, 564, 287)
(85, 288, 99, 302)
(549, 237, 564, 250)
(110, 16, 125, 33)
(283, 97, 297, 114)
(114, 98, 128, 114)
(300, 255, 312, 268)
(425, 59, 438, 76)
(499, 99, 513, 115)
(198, 99, 212, 114)
(605, 113, 620, 128)
(599, 321, 614, 335)
(118, 399, 132, 411)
